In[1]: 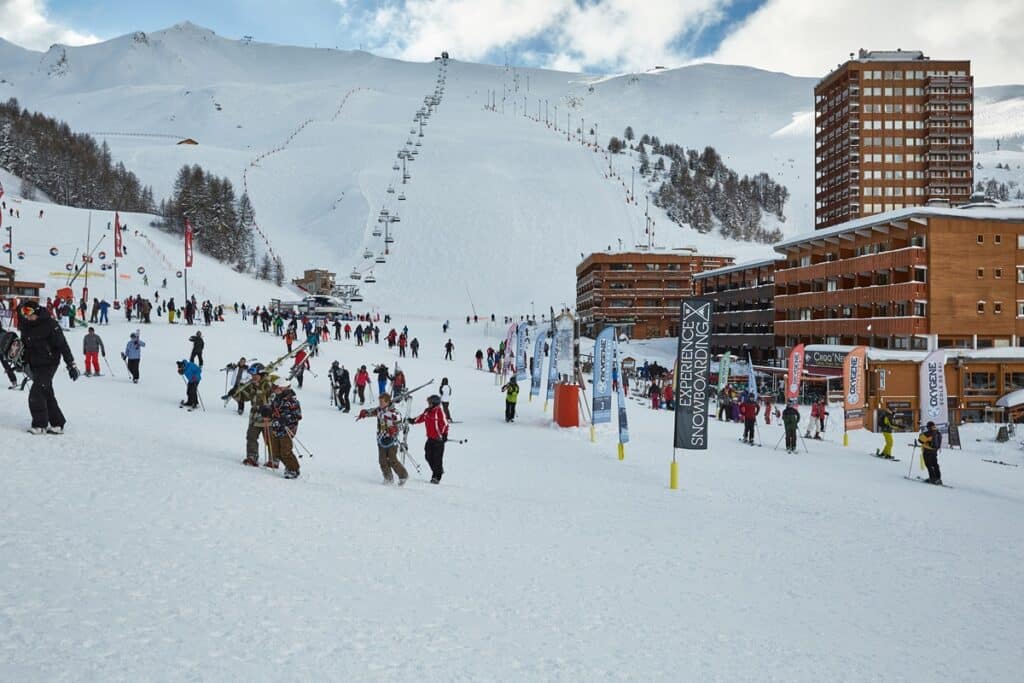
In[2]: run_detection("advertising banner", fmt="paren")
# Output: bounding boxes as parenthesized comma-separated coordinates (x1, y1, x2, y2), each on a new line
(919, 350, 949, 431)
(843, 346, 867, 431)
(592, 327, 614, 425)
(785, 344, 805, 403)
(673, 299, 713, 450)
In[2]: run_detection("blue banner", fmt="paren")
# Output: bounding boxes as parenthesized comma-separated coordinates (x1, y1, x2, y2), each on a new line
(614, 341, 629, 443)
(545, 334, 558, 401)
(746, 353, 758, 400)
(592, 327, 614, 424)
(530, 331, 546, 397)
(516, 322, 529, 383)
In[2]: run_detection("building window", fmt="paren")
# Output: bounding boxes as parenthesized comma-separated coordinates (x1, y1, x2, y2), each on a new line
(1018, 267, 1024, 284)
(1018, 235, 1024, 249)
(995, 302, 1003, 314)
(914, 302, 927, 317)
(995, 268, 1003, 279)
(966, 372, 997, 395)
(995, 234, 1002, 245)
(977, 268, 984, 278)
(977, 301, 985, 314)
(977, 235, 984, 244)
(1005, 373, 1024, 391)
(1018, 302, 1024, 318)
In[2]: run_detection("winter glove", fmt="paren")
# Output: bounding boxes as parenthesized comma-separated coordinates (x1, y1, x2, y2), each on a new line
(442, 434, 448, 442)
(102, 352, 106, 358)
(121, 353, 127, 361)
(67, 365, 80, 382)
(357, 409, 368, 420)
(258, 405, 273, 417)
(407, 417, 416, 424)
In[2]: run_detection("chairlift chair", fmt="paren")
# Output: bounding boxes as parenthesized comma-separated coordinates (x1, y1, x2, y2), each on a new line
(385, 235, 395, 244)
(392, 162, 400, 171)
(349, 269, 362, 281)
(375, 254, 386, 264)
(397, 193, 406, 200)
(390, 215, 401, 223)
(350, 293, 364, 303)
(363, 248, 373, 258)
(372, 227, 383, 237)
(364, 274, 377, 284)
(387, 185, 395, 194)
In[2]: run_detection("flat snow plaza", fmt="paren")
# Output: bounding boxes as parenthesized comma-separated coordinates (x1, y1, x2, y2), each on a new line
(0, 16, 1021, 683)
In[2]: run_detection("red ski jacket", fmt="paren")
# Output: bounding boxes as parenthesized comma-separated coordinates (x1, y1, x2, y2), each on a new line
(739, 401, 759, 420)
(413, 405, 449, 441)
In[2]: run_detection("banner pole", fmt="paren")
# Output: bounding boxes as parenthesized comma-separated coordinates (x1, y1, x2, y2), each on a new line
(670, 451, 679, 489)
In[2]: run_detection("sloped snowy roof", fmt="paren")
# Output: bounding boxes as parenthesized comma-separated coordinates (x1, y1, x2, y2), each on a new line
(694, 255, 785, 279)
(995, 389, 1024, 407)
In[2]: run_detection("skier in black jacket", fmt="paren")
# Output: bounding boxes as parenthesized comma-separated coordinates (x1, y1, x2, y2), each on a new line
(18, 301, 78, 434)
(188, 331, 204, 367)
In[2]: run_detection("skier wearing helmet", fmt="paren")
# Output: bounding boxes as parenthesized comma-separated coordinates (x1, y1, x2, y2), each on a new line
(232, 362, 282, 468)
(409, 393, 450, 484)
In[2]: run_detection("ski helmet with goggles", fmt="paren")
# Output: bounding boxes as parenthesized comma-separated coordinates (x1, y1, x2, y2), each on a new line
(248, 363, 266, 375)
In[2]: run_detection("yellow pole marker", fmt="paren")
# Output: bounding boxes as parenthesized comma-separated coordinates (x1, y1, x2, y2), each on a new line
(670, 459, 679, 490)
(843, 432, 849, 447)
(590, 424, 596, 442)
(618, 442, 625, 461)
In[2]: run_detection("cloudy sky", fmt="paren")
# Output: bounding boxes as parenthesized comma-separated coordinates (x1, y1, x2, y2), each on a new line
(0, 0, 1020, 85)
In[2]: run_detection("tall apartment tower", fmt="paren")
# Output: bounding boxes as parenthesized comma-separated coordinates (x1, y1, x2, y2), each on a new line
(814, 49, 973, 229)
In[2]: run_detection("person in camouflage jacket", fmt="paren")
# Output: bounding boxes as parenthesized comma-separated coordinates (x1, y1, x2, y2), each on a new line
(233, 365, 280, 467)
(260, 382, 301, 478)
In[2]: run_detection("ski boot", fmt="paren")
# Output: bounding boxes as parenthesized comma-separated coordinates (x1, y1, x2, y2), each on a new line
(283, 470, 300, 479)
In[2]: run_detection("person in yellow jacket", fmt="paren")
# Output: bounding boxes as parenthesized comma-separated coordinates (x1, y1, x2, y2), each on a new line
(501, 377, 519, 423)
(917, 421, 943, 485)
(876, 404, 899, 459)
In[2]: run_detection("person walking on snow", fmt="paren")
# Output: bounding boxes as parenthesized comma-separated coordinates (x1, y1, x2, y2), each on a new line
(444, 338, 454, 361)
(409, 394, 449, 484)
(19, 301, 79, 434)
(475, 349, 484, 370)
(233, 364, 279, 468)
(290, 348, 311, 388)
(782, 400, 800, 453)
(259, 381, 302, 479)
(739, 393, 759, 445)
(354, 365, 370, 404)
(501, 376, 519, 422)
(439, 377, 453, 421)
(357, 392, 409, 485)
(410, 337, 419, 358)
(82, 327, 105, 377)
(122, 332, 145, 383)
(188, 331, 204, 367)
(807, 399, 827, 439)
(374, 363, 390, 396)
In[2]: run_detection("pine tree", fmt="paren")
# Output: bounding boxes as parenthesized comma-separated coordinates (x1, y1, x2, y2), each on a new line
(624, 126, 634, 142)
(258, 253, 272, 280)
(272, 256, 285, 287)
(608, 136, 623, 153)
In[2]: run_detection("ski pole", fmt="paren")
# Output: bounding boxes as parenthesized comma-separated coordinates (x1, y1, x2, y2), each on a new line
(446, 438, 469, 445)
(286, 427, 313, 458)
(103, 355, 117, 378)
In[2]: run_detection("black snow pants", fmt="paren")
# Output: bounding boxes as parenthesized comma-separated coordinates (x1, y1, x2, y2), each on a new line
(28, 364, 65, 429)
(424, 438, 445, 482)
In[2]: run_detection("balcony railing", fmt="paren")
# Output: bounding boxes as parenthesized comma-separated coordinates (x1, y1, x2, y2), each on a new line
(775, 282, 927, 308)
(775, 317, 927, 337)
(775, 247, 927, 284)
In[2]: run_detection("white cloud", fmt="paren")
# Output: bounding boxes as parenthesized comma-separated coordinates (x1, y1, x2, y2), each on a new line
(0, 0, 100, 50)
(710, 0, 1024, 86)
(364, 0, 732, 73)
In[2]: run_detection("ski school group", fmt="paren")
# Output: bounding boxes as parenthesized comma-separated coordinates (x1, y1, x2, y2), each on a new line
(0, 296, 465, 486)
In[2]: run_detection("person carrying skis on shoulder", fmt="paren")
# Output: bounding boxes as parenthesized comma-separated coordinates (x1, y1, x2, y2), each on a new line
(18, 301, 79, 434)
(259, 380, 302, 478)
(82, 326, 105, 377)
(357, 392, 409, 485)
(918, 421, 943, 485)
(290, 348, 311, 388)
(233, 363, 279, 468)
(176, 359, 202, 409)
(409, 394, 449, 484)
(782, 400, 800, 453)
(501, 376, 519, 422)
(739, 393, 760, 445)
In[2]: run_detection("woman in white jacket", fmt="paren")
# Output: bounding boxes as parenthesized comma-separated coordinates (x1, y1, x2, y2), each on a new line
(439, 377, 453, 421)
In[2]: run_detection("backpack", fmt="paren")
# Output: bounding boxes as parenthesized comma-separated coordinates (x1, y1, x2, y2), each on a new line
(0, 331, 25, 371)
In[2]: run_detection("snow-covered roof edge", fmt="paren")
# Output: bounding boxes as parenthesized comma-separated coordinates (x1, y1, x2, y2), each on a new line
(774, 206, 1024, 252)
(694, 255, 785, 280)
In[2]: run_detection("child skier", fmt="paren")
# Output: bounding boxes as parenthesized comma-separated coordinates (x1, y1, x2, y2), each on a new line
(357, 392, 409, 485)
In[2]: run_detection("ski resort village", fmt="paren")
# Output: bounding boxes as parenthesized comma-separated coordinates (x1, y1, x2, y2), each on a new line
(1, 4, 1023, 681)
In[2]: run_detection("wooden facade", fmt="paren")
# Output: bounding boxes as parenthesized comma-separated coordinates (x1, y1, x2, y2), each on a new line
(292, 268, 336, 296)
(815, 49, 973, 229)
(0, 264, 44, 302)
(774, 208, 1024, 352)
(864, 354, 1024, 430)
(576, 250, 733, 339)
(693, 257, 782, 364)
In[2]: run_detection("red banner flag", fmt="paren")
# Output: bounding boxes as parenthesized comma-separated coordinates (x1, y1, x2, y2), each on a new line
(184, 219, 194, 268)
(114, 212, 123, 258)
(785, 343, 805, 403)
(843, 346, 867, 431)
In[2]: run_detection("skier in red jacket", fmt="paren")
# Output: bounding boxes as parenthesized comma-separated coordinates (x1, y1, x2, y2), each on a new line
(409, 394, 450, 484)
(739, 394, 760, 444)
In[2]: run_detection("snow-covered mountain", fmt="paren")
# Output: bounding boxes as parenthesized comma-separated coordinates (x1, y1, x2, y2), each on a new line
(1, 22, 1022, 314)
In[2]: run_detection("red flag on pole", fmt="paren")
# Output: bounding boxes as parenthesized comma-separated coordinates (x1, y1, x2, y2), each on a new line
(184, 219, 194, 267)
(785, 343, 805, 403)
(114, 212, 123, 257)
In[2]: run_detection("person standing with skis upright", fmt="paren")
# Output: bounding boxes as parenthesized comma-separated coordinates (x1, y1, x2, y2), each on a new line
(122, 331, 145, 383)
(357, 392, 409, 485)
(409, 394, 449, 484)
(782, 400, 800, 453)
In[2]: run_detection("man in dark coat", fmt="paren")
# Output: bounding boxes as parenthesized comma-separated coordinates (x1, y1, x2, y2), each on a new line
(18, 301, 78, 433)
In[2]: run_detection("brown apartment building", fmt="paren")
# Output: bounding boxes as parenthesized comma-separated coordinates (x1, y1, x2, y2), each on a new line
(815, 49, 973, 229)
(693, 256, 783, 364)
(576, 249, 733, 339)
(774, 204, 1024, 352)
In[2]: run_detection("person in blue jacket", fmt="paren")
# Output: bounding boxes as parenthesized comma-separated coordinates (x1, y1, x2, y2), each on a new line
(176, 358, 202, 409)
